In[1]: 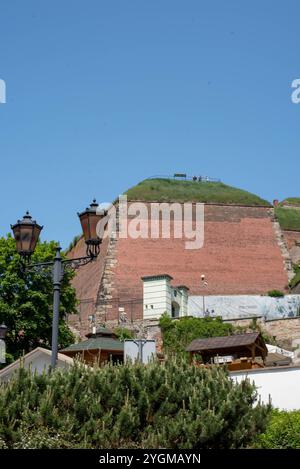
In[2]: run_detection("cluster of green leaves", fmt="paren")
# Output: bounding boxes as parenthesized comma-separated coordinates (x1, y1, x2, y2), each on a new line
(0, 359, 270, 449)
(113, 327, 134, 341)
(159, 314, 234, 356)
(267, 289, 285, 298)
(0, 235, 76, 362)
(124, 178, 270, 205)
(255, 409, 300, 449)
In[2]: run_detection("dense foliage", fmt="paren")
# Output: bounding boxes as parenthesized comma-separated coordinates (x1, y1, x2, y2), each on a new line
(0, 235, 76, 362)
(159, 314, 234, 356)
(255, 410, 300, 449)
(0, 359, 270, 449)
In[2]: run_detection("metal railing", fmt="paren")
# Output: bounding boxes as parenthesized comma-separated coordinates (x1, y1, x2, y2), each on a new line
(147, 174, 221, 182)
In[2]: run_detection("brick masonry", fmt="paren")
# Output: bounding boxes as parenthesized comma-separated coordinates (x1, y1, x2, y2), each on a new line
(283, 230, 300, 265)
(68, 203, 294, 337)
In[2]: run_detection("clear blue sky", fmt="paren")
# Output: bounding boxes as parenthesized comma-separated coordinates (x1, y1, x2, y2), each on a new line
(0, 1, 299, 248)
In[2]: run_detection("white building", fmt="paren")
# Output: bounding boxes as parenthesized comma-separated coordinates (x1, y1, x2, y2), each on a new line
(0, 347, 74, 382)
(142, 274, 189, 319)
(231, 365, 300, 410)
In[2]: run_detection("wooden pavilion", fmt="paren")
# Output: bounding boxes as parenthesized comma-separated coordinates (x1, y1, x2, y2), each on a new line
(61, 326, 124, 365)
(186, 332, 268, 371)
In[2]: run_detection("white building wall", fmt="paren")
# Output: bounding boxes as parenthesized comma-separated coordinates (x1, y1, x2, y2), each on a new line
(231, 366, 300, 410)
(142, 275, 189, 319)
(143, 276, 172, 319)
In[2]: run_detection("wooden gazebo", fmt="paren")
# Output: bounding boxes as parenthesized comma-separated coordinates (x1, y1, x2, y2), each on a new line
(186, 332, 268, 370)
(61, 326, 124, 365)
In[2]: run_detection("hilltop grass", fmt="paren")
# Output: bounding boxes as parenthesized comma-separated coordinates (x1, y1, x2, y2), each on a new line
(275, 207, 300, 231)
(124, 178, 271, 206)
(281, 198, 300, 205)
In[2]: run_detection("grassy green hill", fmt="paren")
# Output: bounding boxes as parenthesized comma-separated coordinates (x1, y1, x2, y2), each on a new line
(275, 207, 300, 231)
(281, 198, 300, 205)
(124, 178, 271, 206)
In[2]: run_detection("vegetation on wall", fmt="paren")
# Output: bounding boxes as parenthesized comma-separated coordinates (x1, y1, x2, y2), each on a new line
(275, 207, 300, 231)
(159, 314, 234, 356)
(125, 178, 271, 206)
(0, 235, 76, 363)
(267, 290, 285, 298)
(290, 264, 300, 290)
(0, 359, 270, 449)
(113, 327, 134, 341)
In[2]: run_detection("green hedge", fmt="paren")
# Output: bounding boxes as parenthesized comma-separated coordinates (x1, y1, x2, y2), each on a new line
(0, 359, 270, 449)
(255, 410, 300, 449)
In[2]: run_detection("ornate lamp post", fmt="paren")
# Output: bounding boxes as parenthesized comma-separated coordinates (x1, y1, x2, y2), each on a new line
(11, 200, 105, 369)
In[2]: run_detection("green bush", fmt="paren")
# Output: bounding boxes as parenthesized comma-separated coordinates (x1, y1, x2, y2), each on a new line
(0, 359, 270, 449)
(267, 290, 285, 298)
(159, 314, 234, 356)
(113, 327, 134, 341)
(255, 410, 300, 449)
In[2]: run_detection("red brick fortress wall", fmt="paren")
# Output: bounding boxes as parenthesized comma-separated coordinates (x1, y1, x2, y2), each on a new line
(108, 204, 289, 308)
(283, 230, 300, 264)
(69, 203, 290, 329)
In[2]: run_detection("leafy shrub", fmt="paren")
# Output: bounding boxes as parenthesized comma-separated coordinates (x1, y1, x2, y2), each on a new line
(267, 290, 285, 298)
(0, 359, 270, 449)
(255, 410, 300, 449)
(113, 327, 134, 341)
(159, 314, 234, 356)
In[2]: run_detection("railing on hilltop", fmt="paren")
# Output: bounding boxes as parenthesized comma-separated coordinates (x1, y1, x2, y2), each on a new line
(147, 174, 221, 183)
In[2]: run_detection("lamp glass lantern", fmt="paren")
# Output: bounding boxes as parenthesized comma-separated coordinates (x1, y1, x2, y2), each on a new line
(78, 199, 104, 257)
(11, 212, 43, 260)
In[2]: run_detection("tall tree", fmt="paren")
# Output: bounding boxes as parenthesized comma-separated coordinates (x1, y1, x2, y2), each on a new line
(0, 235, 76, 362)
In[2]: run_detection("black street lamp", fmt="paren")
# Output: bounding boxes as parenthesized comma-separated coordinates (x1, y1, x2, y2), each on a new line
(11, 200, 106, 369)
(11, 212, 43, 262)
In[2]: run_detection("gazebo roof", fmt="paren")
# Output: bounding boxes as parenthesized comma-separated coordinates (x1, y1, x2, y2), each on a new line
(61, 335, 123, 354)
(186, 332, 267, 359)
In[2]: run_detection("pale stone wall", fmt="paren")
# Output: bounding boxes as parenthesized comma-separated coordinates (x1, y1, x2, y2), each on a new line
(225, 316, 300, 353)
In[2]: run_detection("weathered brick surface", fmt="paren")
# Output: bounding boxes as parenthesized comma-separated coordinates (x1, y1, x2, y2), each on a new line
(68, 203, 290, 333)
(112, 205, 289, 309)
(67, 235, 109, 335)
(283, 230, 300, 264)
